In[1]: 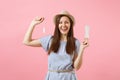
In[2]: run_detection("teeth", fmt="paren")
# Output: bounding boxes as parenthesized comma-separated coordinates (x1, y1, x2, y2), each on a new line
(62, 28, 67, 30)
(62, 29, 67, 31)
(61, 27, 68, 32)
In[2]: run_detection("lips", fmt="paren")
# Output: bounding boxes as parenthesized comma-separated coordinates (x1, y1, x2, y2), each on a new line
(61, 28, 67, 31)
(61, 28, 68, 32)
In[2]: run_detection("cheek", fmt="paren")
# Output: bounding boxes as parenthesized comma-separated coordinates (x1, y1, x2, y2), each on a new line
(68, 24, 71, 29)
(58, 25, 61, 29)
(58, 25, 61, 31)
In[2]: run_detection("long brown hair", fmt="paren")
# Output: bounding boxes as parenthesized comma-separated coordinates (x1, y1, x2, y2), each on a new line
(48, 15, 76, 55)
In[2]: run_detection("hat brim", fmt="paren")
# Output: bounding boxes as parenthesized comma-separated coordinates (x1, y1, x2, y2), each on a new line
(53, 14, 75, 26)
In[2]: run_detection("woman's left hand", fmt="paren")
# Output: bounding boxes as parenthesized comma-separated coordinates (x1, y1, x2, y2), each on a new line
(80, 38, 89, 50)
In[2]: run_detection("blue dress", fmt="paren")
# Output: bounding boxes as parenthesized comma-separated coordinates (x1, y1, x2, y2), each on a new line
(39, 35, 80, 80)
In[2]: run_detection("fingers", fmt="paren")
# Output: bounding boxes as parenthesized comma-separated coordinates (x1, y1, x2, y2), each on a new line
(83, 38, 89, 45)
(82, 39, 89, 48)
(39, 17, 44, 22)
(30, 17, 45, 26)
(83, 41, 89, 45)
(32, 17, 44, 25)
(35, 16, 44, 22)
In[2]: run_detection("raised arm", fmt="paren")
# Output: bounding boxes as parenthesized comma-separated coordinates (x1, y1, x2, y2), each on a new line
(73, 38, 89, 70)
(23, 17, 44, 47)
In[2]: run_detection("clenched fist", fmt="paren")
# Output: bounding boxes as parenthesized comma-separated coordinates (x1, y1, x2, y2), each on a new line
(30, 16, 44, 26)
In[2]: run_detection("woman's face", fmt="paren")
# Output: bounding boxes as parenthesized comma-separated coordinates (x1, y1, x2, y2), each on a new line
(58, 16, 71, 35)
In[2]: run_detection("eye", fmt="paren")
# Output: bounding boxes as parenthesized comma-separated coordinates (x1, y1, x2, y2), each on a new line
(65, 21, 69, 24)
(65, 21, 68, 23)
(59, 21, 62, 24)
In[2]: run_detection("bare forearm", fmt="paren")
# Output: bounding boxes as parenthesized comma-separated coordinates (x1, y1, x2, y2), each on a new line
(74, 48, 84, 70)
(23, 24, 35, 43)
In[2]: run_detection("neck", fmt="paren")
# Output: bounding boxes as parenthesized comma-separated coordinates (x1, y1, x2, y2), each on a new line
(61, 34, 67, 41)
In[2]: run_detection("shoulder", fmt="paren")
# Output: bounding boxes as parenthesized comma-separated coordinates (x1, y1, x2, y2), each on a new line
(44, 35, 53, 38)
(39, 35, 53, 51)
(40, 35, 53, 40)
(39, 35, 53, 44)
(74, 38, 80, 45)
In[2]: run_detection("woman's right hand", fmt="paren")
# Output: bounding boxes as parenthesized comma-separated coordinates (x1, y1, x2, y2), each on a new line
(30, 17, 44, 26)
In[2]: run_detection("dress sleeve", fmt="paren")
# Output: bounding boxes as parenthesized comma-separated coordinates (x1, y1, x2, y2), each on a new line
(75, 39, 80, 54)
(39, 35, 52, 52)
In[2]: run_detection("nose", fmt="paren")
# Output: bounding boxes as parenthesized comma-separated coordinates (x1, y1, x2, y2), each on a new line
(61, 22, 66, 27)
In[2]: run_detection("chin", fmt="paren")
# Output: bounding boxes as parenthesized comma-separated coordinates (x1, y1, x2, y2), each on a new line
(61, 33, 68, 35)
(60, 31, 68, 34)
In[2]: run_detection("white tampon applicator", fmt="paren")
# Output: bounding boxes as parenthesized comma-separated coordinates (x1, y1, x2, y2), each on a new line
(83, 25, 90, 45)
(43, 27, 45, 33)
(84, 25, 90, 39)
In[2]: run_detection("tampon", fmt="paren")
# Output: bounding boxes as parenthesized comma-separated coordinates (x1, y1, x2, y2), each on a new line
(43, 27, 45, 33)
(84, 25, 90, 38)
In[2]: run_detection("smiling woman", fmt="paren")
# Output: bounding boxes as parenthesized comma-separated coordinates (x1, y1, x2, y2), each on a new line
(58, 16, 71, 36)
(23, 10, 89, 80)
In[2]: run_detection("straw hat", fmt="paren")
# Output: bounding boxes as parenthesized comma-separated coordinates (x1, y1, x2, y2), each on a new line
(54, 10, 75, 26)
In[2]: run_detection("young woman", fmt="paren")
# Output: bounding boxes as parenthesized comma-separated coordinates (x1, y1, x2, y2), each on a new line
(23, 10, 89, 80)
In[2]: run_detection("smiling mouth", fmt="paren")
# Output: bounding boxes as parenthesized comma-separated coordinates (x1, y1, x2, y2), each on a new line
(61, 28, 68, 32)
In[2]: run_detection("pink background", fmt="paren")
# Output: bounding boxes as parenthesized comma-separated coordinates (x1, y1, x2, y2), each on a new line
(0, 0, 120, 80)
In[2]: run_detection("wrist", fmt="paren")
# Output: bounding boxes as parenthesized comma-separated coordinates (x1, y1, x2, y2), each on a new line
(80, 46, 85, 52)
(30, 23, 36, 27)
